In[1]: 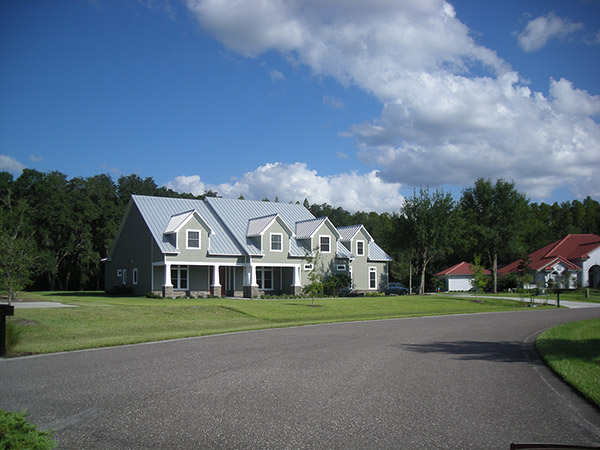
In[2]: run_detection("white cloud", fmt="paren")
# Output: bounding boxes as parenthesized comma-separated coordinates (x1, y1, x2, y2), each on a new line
(0, 155, 26, 175)
(517, 13, 584, 52)
(185, 0, 600, 200)
(323, 95, 344, 109)
(167, 162, 404, 213)
(270, 70, 285, 82)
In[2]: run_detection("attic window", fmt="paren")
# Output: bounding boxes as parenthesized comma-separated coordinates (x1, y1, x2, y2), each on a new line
(356, 240, 365, 256)
(187, 230, 200, 249)
(320, 235, 330, 253)
(270, 233, 283, 252)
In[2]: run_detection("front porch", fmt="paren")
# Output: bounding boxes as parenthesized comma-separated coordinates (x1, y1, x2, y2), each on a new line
(153, 263, 303, 298)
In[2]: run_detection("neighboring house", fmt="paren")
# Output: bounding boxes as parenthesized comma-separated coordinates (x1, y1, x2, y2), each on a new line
(498, 234, 600, 289)
(435, 262, 490, 292)
(104, 195, 392, 298)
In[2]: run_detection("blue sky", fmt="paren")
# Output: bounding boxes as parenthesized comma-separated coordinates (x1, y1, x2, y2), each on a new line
(1, 0, 599, 212)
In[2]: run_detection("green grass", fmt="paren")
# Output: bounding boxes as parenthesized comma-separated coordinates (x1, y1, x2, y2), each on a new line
(8, 291, 554, 355)
(536, 319, 600, 407)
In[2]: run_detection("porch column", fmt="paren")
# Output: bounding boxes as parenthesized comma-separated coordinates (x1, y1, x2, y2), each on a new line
(162, 262, 173, 297)
(211, 264, 222, 298)
(243, 264, 259, 298)
(291, 264, 302, 296)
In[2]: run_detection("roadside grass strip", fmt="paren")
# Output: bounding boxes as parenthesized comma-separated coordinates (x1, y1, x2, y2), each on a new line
(536, 318, 600, 407)
(7, 291, 555, 355)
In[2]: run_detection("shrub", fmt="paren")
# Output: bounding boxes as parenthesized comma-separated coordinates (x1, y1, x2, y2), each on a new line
(6, 321, 23, 354)
(0, 410, 56, 450)
(322, 274, 351, 297)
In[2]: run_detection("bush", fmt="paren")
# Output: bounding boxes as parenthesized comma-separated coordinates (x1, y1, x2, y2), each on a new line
(0, 410, 56, 450)
(6, 321, 23, 354)
(303, 281, 323, 298)
(322, 274, 351, 297)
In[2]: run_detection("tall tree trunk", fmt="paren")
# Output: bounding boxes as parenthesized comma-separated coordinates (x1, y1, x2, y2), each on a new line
(420, 250, 428, 295)
(409, 263, 413, 295)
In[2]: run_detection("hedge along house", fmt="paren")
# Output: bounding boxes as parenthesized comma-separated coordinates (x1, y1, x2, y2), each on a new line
(104, 195, 392, 298)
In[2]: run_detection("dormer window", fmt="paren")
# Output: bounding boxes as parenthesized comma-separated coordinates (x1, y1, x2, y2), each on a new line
(270, 233, 283, 252)
(356, 240, 365, 256)
(187, 230, 201, 249)
(320, 235, 330, 253)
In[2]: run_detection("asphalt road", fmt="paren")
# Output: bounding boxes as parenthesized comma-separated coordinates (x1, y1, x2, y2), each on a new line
(2, 308, 600, 449)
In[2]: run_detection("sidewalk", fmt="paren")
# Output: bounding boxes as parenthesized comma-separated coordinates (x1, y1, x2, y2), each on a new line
(454, 294, 600, 309)
(0, 302, 77, 309)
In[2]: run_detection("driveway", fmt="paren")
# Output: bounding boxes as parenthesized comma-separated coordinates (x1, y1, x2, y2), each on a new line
(1, 308, 600, 449)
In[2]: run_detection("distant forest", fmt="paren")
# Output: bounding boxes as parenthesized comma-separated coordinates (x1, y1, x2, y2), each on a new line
(1, 169, 599, 293)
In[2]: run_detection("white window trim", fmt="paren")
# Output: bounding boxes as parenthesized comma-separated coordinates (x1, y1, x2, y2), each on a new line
(122, 269, 127, 285)
(336, 264, 346, 271)
(369, 266, 377, 290)
(303, 263, 313, 271)
(319, 235, 331, 253)
(171, 265, 189, 290)
(132, 268, 138, 285)
(186, 229, 201, 250)
(270, 233, 283, 252)
(117, 269, 122, 277)
(356, 240, 365, 256)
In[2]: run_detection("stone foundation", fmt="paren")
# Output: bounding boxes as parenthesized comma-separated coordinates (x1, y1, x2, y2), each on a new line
(243, 285, 260, 298)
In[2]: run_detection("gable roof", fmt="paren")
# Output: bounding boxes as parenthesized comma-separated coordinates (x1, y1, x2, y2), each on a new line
(112, 195, 394, 262)
(499, 234, 600, 275)
(295, 217, 341, 240)
(337, 224, 373, 242)
(132, 195, 241, 256)
(435, 262, 490, 277)
(164, 209, 213, 235)
(206, 197, 314, 256)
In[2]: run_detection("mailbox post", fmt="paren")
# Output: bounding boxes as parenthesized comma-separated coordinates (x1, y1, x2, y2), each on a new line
(0, 304, 15, 357)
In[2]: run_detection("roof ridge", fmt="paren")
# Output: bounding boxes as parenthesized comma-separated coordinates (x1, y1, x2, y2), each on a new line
(543, 234, 570, 258)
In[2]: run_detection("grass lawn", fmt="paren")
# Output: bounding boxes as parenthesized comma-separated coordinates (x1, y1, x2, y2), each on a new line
(536, 318, 600, 407)
(4, 291, 556, 355)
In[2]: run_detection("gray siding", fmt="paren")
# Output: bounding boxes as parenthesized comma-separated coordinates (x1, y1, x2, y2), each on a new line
(105, 204, 153, 296)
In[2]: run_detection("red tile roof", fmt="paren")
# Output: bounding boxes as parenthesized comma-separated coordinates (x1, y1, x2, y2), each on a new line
(435, 261, 490, 277)
(499, 234, 600, 275)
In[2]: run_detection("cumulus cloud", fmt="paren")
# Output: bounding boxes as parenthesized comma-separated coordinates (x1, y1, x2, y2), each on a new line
(167, 162, 404, 213)
(517, 13, 584, 52)
(0, 155, 26, 175)
(185, 0, 600, 200)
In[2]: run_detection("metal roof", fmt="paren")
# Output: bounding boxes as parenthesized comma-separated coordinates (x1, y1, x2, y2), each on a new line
(368, 242, 393, 261)
(205, 197, 315, 256)
(127, 195, 392, 262)
(132, 195, 243, 256)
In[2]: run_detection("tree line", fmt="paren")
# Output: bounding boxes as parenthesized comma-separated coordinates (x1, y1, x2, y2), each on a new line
(0, 170, 599, 296)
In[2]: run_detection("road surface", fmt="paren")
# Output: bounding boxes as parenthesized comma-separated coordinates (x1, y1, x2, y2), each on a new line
(2, 308, 600, 449)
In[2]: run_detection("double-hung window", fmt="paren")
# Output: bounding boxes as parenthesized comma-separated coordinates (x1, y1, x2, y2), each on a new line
(171, 265, 188, 290)
(319, 235, 331, 253)
(369, 267, 377, 290)
(270, 233, 282, 252)
(187, 230, 200, 249)
(356, 240, 365, 256)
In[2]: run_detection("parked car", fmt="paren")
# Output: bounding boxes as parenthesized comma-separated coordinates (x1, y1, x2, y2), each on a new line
(386, 282, 409, 295)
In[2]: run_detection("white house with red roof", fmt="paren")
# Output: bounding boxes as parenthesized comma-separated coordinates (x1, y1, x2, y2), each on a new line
(435, 262, 491, 292)
(499, 234, 600, 289)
